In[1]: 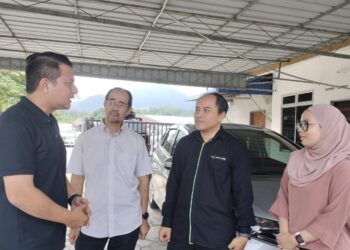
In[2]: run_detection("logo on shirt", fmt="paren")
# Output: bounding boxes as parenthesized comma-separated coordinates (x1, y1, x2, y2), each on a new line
(210, 155, 226, 161)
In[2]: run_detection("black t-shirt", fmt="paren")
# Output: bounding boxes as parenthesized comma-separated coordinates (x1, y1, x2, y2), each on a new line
(0, 97, 67, 250)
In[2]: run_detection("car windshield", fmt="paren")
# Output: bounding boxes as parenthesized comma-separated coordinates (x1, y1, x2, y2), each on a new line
(226, 129, 298, 175)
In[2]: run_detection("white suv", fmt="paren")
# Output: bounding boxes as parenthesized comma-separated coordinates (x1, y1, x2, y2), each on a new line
(150, 123, 300, 249)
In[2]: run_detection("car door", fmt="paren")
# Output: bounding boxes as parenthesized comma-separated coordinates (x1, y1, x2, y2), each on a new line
(151, 128, 179, 208)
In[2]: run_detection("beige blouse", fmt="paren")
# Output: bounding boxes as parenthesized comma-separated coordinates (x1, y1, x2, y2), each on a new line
(270, 160, 350, 250)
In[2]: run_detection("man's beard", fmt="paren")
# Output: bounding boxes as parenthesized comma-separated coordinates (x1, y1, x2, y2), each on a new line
(107, 114, 122, 124)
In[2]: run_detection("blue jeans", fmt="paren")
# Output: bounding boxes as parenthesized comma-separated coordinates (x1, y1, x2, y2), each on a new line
(75, 227, 140, 250)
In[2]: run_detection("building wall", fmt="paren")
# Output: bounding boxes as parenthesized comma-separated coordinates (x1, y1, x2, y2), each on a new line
(271, 45, 350, 133)
(227, 94, 272, 128)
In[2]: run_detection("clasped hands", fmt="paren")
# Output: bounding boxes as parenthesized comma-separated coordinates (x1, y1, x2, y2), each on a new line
(68, 196, 91, 245)
(70, 196, 91, 228)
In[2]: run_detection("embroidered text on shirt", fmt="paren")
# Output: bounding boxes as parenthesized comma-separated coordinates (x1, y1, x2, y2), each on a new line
(210, 155, 226, 161)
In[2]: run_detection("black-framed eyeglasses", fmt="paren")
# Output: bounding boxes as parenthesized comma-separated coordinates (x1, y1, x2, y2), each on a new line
(296, 120, 319, 132)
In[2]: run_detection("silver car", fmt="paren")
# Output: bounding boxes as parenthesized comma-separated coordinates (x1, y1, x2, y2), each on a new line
(150, 123, 300, 249)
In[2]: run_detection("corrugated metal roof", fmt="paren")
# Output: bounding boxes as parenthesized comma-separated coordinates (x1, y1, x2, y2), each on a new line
(0, 0, 349, 77)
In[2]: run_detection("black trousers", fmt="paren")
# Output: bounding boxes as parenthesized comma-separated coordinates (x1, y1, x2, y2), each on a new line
(75, 227, 140, 250)
(168, 239, 228, 250)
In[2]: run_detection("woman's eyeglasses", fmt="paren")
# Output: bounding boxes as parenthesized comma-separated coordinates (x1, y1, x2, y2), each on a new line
(296, 120, 319, 132)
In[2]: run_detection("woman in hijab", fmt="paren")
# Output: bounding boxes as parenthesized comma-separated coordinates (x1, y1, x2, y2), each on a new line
(270, 104, 350, 250)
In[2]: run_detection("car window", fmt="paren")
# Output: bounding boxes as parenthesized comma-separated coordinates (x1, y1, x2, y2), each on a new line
(162, 129, 178, 155)
(171, 130, 186, 155)
(227, 129, 297, 175)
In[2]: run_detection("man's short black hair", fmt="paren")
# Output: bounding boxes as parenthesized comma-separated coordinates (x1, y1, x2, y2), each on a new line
(105, 87, 133, 107)
(199, 92, 229, 114)
(25, 52, 72, 93)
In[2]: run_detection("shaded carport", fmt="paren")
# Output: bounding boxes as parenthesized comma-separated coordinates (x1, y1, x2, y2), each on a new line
(0, 0, 349, 89)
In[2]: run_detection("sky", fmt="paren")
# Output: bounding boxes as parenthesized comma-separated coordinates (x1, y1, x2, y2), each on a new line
(74, 76, 208, 101)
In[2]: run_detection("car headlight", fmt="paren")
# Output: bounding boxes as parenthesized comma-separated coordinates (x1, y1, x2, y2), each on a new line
(251, 217, 279, 245)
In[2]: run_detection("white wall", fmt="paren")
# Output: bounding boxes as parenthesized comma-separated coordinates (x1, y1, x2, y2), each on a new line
(227, 94, 272, 128)
(271, 45, 350, 133)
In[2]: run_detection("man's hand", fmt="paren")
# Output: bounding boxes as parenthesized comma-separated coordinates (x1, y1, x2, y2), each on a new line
(71, 196, 91, 226)
(228, 236, 248, 250)
(139, 219, 150, 240)
(66, 205, 89, 228)
(68, 227, 80, 245)
(277, 232, 298, 250)
(159, 227, 172, 242)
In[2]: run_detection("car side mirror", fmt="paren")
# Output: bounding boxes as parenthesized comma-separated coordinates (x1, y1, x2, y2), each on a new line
(164, 157, 173, 170)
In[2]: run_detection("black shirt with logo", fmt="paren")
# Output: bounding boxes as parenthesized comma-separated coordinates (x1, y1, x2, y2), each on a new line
(162, 127, 255, 248)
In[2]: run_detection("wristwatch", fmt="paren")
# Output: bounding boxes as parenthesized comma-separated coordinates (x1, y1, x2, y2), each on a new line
(68, 194, 81, 206)
(294, 232, 306, 246)
(142, 212, 149, 220)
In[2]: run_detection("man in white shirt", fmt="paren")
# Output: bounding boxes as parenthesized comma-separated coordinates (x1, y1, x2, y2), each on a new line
(68, 87, 152, 250)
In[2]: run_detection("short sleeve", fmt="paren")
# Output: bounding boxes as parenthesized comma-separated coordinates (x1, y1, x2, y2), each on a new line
(0, 120, 35, 177)
(270, 168, 289, 219)
(135, 136, 152, 177)
(305, 162, 350, 249)
(67, 133, 84, 175)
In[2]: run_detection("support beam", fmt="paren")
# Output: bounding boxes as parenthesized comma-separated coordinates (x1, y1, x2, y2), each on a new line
(1, 2, 349, 59)
(0, 57, 246, 88)
(131, 0, 168, 63)
(0, 36, 285, 62)
(249, 38, 350, 76)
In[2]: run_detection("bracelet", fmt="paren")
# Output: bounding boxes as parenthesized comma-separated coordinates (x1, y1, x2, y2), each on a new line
(68, 194, 81, 206)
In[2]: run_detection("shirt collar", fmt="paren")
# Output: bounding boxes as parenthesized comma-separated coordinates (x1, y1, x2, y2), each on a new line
(20, 96, 55, 124)
(100, 118, 125, 135)
(193, 125, 226, 142)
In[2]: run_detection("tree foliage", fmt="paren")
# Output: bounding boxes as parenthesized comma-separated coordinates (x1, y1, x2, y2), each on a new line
(0, 70, 26, 112)
(53, 110, 91, 123)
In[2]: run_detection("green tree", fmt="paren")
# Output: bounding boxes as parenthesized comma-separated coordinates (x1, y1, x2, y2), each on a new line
(0, 70, 25, 112)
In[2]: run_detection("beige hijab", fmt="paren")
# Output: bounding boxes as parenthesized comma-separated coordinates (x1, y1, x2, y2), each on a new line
(287, 104, 350, 187)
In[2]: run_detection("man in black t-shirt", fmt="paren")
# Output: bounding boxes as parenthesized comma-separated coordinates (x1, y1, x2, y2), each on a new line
(0, 52, 90, 250)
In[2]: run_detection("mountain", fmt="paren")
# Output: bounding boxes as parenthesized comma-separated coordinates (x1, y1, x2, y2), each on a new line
(70, 85, 196, 113)
(71, 95, 104, 113)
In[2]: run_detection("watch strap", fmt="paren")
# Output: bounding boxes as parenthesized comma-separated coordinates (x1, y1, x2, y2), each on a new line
(142, 212, 149, 220)
(68, 194, 81, 206)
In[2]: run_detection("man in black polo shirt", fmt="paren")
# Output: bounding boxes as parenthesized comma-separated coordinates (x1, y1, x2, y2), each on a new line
(0, 52, 90, 250)
(159, 93, 256, 250)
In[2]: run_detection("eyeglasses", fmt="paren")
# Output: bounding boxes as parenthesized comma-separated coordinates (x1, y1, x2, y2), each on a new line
(106, 99, 129, 109)
(296, 120, 319, 132)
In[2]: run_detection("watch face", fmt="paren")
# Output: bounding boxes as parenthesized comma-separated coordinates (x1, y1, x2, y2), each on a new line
(295, 233, 305, 245)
